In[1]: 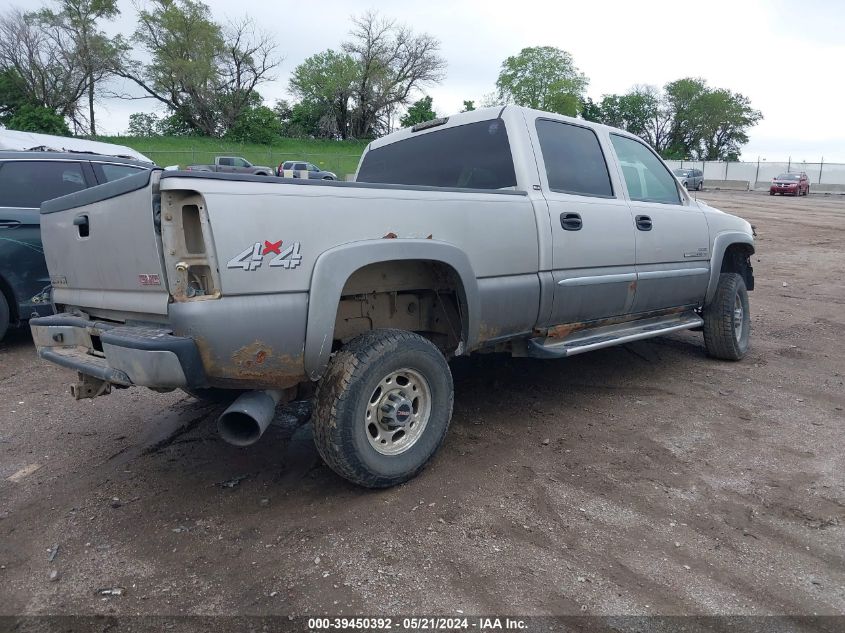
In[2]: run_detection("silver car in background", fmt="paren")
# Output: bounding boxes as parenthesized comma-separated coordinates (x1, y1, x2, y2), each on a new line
(673, 168, 704, 191)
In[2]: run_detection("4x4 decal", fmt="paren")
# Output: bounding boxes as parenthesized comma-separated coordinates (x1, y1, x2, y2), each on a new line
(227, 240, 302, 271)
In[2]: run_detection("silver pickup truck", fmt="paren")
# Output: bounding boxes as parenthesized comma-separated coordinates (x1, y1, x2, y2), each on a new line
(30, 106, 755, 488)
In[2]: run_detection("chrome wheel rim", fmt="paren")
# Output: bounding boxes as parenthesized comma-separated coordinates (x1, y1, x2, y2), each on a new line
(733, 292, 745, 342)
(365, 368, 431, 456)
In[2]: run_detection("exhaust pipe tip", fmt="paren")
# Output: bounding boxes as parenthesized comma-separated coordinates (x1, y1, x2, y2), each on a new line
(218, 410, 264, 446)
(217, 390, 283, 447)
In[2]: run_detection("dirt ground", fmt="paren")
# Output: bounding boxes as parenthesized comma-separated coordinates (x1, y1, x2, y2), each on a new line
(0, 190, 843, 619)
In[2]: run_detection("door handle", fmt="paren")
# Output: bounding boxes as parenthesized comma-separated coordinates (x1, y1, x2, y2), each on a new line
(73, 214, 89, 237)
(560, 212, 582, 231)
(636, 215, 652, 231)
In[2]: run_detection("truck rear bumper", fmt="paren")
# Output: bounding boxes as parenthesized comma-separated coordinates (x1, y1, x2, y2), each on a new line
(30, 314, 206, 389)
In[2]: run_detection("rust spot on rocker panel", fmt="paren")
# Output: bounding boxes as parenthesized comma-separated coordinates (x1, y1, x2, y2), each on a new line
(539, 306, 688, 341)
(476, 323, 502, 344)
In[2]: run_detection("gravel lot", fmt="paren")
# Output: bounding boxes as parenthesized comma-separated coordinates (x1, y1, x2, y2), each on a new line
(1, 190, 843, 618)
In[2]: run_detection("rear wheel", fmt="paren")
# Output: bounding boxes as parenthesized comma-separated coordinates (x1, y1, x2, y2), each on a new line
(703, 273, 750, 361)
(0, 292, 9, 342)
(313, 329, 454, 488)
(697, 180, 703, 191)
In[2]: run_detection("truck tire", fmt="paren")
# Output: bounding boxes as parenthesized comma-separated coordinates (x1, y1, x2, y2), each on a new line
(313, 329, 453, 488)
(703, 273, 750, 361)
(0, 291, 9, 342)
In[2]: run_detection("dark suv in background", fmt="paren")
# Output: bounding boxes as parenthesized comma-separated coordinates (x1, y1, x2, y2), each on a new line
(0, 152, 153, 341)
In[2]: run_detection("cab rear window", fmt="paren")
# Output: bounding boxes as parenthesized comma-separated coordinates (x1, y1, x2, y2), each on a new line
(357, 120, 517, 190)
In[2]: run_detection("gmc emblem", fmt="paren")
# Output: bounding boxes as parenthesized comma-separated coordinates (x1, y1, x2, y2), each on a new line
(138, 273, 161, 286)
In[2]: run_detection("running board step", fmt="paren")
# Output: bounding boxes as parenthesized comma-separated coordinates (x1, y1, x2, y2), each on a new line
(527, 312, 703, 358)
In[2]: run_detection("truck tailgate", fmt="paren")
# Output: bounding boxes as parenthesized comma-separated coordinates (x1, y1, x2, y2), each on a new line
(40, 169, 169, 316)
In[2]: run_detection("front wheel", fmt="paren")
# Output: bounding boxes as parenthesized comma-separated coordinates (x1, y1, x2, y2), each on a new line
(313, 329, 454, 488)
(703, 273, 750, 361)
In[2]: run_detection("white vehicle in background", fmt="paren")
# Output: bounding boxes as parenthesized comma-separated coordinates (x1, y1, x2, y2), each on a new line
(0, 129, 153, 163)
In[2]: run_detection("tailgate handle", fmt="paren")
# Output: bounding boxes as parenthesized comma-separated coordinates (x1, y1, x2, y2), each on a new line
(73, 214, 90, 237)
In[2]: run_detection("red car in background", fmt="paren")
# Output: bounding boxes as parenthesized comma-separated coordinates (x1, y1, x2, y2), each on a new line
(770, 172, 810, 196)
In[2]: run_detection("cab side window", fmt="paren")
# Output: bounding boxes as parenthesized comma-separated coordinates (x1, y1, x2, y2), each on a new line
(610, 135, 681, 204)
(535, 119, 613, 198)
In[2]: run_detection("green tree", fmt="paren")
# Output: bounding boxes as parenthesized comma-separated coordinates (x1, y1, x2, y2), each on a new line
(585, 79, 760, 160)
(579, 97, 602, 123)
(127, 112, 159, 136)
(495, 46, 588, 116)
(116, 0, 280, 137)
(400, 96, 436, 127)
(663, 77, 708, 158)
(0, 9, 84, 130)
(227, 104, 284, 144)
(692, 88, 761, 160)
(461, 100, 475, 112)
(596, 86, 671, 152)
(31, 0, 124, 135)
(289, 50, 358, 139)
(5, 103, 71, 135)
(343, 11, 446, 138)
(0, 68, 29, 125)
(664, 78, 761, 160)
(156, 111, 195, 136)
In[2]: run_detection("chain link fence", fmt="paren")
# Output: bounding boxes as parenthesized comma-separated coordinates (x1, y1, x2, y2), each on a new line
(665, 159, 845, 190)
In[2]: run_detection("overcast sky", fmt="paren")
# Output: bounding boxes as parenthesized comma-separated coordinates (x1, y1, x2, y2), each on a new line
(17, 0, 845, 162)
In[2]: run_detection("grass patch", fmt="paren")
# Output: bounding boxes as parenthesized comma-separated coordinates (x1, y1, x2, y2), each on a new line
(94, 135, 369, 177)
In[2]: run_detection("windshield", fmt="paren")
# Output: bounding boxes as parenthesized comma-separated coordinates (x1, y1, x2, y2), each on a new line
(776, 173, 799, 180)
(673, 169, 692, 176)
